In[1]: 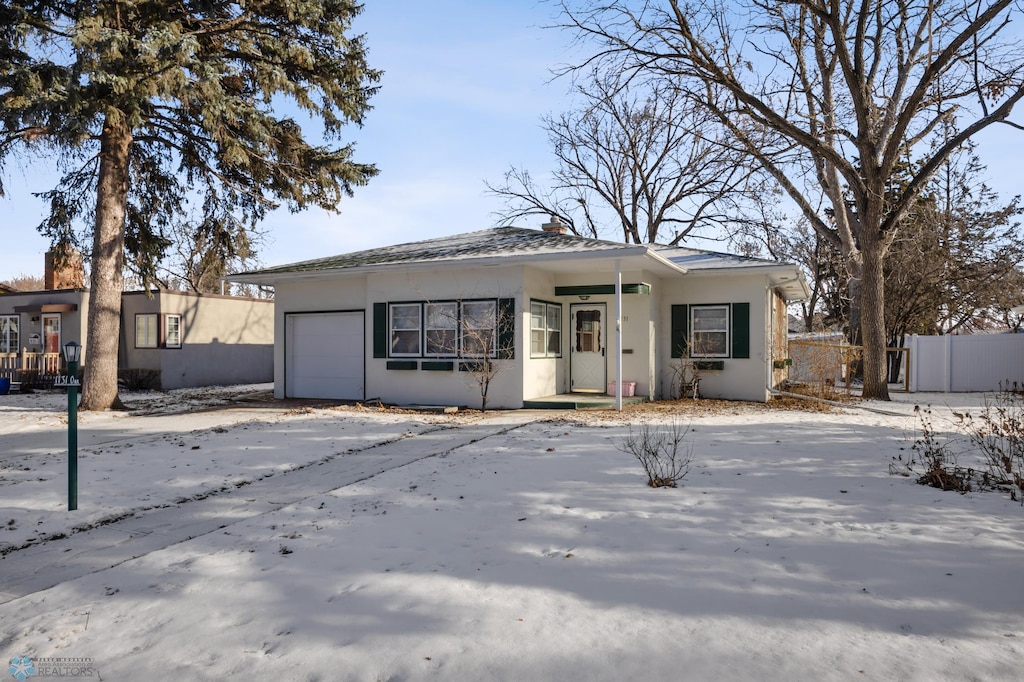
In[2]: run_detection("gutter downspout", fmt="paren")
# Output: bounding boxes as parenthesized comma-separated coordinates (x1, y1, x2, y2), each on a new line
(615, 259, 623, 412)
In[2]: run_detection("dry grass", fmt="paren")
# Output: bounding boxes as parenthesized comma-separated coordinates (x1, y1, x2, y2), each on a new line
(559, 395, 838, 425)
(120, 385, 841, 425)
(767, 394, 839, 413)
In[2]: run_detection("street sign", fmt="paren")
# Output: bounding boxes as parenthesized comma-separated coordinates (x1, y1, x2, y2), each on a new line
(53, 376, 81, 387)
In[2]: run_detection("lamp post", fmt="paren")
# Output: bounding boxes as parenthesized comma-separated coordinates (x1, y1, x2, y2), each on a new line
(62, 341, 81, 511)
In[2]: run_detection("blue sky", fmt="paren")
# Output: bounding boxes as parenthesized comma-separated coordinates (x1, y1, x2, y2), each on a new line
(2, 1, 1022, 283)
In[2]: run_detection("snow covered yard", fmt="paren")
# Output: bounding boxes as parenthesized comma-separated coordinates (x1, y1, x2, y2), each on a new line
(0, 385, 462, 553)
(0, 387, 1021, 681)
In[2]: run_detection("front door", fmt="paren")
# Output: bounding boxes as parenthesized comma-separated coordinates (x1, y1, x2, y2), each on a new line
(570, 303, 606, 392)
(42, 314, 61, 354)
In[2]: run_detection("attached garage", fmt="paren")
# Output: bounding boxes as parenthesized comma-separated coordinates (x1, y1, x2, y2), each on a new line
(234, 227, 811, 406)
(285, 311, 364, 399)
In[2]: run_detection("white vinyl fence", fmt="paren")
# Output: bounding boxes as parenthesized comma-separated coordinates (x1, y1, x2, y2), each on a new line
(908, 333, 1024, 392)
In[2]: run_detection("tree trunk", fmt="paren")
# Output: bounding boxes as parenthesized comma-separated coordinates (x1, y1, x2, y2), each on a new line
(859, 244, 890, 400)
(80, 115, 132, 411)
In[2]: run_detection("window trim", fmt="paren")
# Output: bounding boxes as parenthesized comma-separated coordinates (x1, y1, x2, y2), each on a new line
(530, 300, 562, 358)
(164, 314, 182, 349)
(0, 315, 19, 354)
(690, 304, 730, 358)
(459, 300, 497, 358)
(385, 299, 504, 359)
(424, 301, 459, 357)
(389, 302, 423, 357)
(135, 313, 159, 349)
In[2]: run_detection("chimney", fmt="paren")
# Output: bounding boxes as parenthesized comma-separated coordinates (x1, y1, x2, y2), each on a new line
(541, 215, 568, 235)
(44, 247, 85, 290)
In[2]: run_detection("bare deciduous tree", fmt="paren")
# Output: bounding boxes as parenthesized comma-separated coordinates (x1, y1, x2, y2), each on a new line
(145, 216, 262, 295)
(563, 0, 1024, 399)
(455, 299, 514, 412)
(420, 298, 515, 412)
(0, 273, 45, 292)
(487, 71, 751, 245)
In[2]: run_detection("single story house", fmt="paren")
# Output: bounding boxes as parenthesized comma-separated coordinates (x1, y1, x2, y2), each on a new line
(233, 223, 810, 408)
(118, 289, 274, 389)
(1, 254, 274, 389)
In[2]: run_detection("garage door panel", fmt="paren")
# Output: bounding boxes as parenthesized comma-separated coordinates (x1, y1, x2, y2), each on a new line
(286, 312, 364, 399)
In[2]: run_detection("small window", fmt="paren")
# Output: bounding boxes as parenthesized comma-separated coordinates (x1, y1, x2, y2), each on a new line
(530, 301, 562, 358)
(390, 303, 422, 356)
(575, 310, 601, 352)
(136, 314, 158, 349)
(0, 316, 18, 354)
(691, 305, 729, 357)
(165, 314, 181, 348)
(425, 302, 458, 356)
(461, 300, 496, 357)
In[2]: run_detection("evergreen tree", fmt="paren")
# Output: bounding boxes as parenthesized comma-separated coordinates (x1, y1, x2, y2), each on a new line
(0, 1, 379, 409)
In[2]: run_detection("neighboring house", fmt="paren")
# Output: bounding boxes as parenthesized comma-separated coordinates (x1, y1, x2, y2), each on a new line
(234, 223, 810, 408)
(118, 289, 274, 389)
(0, 287, 89, 377)
(0, 253, 274, 389)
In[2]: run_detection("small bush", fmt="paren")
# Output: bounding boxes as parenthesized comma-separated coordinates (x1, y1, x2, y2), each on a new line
(615, 420, 694, 488)
(896, 388, 1024, 504)
(16, 369, 44, 391)
(956, 386, 1024, 503)
(118, 368, 162, 391)
(891, 405, 974, 493)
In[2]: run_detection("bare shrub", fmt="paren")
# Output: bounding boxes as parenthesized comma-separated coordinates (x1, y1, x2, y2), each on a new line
(615, 420, 694, 488)
(892, 406, 974, 493)
(956, 385, 1024, 503)
(419, 297, 515, 412)
(118, 368, 162, 391)
(668, 336, 719, 400)
(896, 391, 1024, 504)
(668, 358, 700, 399)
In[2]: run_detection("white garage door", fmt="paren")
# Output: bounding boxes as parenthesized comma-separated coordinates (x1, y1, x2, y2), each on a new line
(286, 312, 364, 399)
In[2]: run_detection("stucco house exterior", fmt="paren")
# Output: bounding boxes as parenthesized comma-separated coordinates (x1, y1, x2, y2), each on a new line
(118, 289, 274, 389)
(234, 223, 809, 408)
(1, 258, 274, 389)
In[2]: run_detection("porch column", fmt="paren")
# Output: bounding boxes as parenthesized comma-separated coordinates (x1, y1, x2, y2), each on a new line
(615, 259, 622, 412)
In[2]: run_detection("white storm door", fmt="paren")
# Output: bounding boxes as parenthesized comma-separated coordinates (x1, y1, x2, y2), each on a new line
(570, 303, 606, 392)
(286, 312, 364, 399)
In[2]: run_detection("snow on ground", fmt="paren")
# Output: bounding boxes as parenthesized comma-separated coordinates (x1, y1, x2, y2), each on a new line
(0, 385, 1022, 681)
(0, 385, 470, 553)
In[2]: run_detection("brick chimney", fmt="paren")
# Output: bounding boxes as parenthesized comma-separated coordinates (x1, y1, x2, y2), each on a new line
(541, 216, 568, 235)
(44, 247, 85, 290)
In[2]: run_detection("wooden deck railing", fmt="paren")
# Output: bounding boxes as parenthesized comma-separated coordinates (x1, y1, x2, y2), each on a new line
(0, 349, 64, 383)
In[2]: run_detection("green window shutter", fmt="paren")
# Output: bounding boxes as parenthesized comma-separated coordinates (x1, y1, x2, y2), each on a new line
(670, 304, 689, 358)
(373, 302, 387, 358)
(498, 298, 515, 359)
(731, 302, 750, 359)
